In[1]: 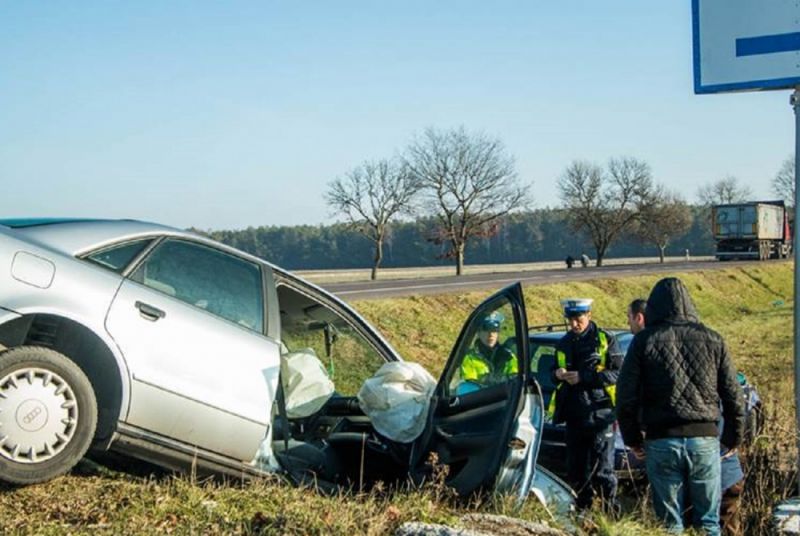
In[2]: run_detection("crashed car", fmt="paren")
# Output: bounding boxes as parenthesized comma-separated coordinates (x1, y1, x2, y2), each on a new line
(0, 218, 572, 510)
(529, 326, 763, 480)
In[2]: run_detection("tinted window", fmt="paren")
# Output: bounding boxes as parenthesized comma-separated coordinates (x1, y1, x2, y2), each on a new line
(615, 332, 633, 355)
(530, 341, 557, 395)
(85, 239, 152, 273)
(132, 239, 264, 332)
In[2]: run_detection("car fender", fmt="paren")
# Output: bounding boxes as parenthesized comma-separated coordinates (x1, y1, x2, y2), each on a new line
(0, 304, 132, 423)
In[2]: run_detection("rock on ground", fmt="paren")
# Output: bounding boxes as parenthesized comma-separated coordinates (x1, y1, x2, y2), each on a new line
(395, 513, 567, 536)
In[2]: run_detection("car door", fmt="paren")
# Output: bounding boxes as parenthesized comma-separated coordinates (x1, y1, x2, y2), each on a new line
(105, 237, 280, 462)
(411, 283, 543, 501)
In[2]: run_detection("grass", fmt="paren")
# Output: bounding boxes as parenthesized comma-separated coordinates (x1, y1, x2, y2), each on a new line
(354, 262, 796, 534)
(0, 263, 793, 535)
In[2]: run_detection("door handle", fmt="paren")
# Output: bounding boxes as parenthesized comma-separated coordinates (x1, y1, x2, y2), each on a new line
(135, 301, 165, 321)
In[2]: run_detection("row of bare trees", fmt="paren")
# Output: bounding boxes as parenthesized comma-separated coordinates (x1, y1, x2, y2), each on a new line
(558, 158, 693, 266)
(699, 157, 794, 208)
(327, 128, 792, 278)
(326, 127, 529, 279)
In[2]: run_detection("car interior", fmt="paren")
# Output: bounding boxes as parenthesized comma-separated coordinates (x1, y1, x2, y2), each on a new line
(270, 281, 411, 490)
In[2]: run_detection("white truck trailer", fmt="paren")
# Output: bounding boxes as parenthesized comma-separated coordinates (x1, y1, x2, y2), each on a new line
(712, 200, 792, 261)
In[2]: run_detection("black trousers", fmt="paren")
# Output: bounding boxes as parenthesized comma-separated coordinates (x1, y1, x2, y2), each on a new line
(565, 422, 618, 510)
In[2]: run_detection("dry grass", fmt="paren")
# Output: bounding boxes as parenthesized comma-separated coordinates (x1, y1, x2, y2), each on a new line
(0, 263, 792, 535)
(354, 263, 796, 534)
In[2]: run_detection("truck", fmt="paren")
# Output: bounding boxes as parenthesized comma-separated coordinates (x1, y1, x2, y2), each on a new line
(712, 200, 792, 261)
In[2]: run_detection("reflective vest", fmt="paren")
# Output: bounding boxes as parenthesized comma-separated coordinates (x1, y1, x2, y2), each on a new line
(546, 330, 616, 419)
(460, 346, 518, 384)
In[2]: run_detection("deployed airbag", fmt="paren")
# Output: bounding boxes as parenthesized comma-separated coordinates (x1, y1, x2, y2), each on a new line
(281, 348, 335, 419)
(357, 362, 436, 443)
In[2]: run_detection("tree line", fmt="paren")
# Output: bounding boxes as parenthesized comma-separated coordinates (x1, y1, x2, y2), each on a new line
(204, 127, 790, 275)
(202, 205, 713, 271)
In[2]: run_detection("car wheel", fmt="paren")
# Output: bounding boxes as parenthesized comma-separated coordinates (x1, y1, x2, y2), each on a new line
(0, 346, 98, 484)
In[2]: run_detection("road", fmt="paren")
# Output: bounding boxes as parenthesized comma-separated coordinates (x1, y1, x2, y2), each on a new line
(321, 259, 783, 300)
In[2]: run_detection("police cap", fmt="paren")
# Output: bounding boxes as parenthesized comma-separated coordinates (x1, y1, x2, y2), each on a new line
(561, 298, 593, 318)
(479, 311, 505, 331)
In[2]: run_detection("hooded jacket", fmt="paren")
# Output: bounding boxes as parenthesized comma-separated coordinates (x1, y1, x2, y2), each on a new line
(616, 278, 745, 449)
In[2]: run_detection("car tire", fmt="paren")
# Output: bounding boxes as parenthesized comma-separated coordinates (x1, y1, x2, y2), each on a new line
(0, 346, 98, 485)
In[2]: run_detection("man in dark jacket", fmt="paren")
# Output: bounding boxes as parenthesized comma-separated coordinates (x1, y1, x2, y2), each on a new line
(616, 277, 745, 536)
(551, 298, 623, 511)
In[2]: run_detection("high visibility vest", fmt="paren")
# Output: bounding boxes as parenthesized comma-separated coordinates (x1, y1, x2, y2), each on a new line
(460, 347, 518, 384)
(546, 330, 616, 419)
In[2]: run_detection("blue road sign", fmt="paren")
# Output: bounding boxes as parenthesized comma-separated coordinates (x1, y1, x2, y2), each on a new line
(693, 0, 800, 94)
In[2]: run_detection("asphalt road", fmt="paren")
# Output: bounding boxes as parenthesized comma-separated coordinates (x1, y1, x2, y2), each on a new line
(321, 259, 785, 300)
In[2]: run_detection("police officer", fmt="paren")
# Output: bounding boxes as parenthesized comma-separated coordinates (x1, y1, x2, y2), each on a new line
(551, 298, 622, 511)
(458, 311, 518, 393)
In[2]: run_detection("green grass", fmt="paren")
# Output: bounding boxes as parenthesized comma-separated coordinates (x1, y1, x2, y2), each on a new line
(0, 263, 792, 535)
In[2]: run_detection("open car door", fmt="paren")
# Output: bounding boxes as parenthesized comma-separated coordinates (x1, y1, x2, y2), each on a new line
(411, 283, 544, 502)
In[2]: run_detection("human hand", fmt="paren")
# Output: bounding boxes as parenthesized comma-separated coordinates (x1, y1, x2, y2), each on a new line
(631, 446, 646, 460)
(555, 367, 567, 381)
(722, 448, 737, 460)
(562, 371, 580, 385)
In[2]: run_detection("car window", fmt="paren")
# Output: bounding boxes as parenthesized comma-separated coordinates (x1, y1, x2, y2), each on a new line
(131, 239, 265, 333)
(447, 296, 519, 396)
(530, 341, 557, 394)
(84, 238, 153, 273)
(277, 284, 386, 397)
(615, 332, 633, 355)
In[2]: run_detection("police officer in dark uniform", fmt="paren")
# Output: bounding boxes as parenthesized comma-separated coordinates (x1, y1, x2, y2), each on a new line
(550, 298, 622, 511)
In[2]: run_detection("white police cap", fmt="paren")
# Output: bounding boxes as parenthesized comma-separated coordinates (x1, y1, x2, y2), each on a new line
(561, 298, 593, 317)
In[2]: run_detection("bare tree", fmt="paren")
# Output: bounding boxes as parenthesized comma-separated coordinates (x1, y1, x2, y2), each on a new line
(558, 157, 654, 266)
(405, 127, 529, 275)
(325, 159, 419, 280)
(772, 156, 795, 207)
(633, 188, 692, 263)
(696, 176, 753, 205)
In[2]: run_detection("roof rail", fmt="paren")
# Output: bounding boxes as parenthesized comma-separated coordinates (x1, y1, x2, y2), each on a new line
(528, 323, 567, 332)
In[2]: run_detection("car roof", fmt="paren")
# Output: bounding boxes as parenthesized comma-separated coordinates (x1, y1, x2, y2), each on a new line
(0, 218, 187, 256)
(528, 327, 631, 343)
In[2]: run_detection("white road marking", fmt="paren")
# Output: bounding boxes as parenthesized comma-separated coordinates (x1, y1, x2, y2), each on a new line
(334, 276, 531, 295)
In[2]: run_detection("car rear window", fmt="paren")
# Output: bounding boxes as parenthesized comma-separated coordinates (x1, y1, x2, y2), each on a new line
(84, 239, 153, 273)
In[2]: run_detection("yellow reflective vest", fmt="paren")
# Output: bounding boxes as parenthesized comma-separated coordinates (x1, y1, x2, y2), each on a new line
(460, 343, 518, 385)
(547, 330, 616, 419)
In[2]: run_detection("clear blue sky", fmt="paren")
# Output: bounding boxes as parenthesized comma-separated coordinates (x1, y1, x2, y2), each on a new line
(0, 2, 793, 229)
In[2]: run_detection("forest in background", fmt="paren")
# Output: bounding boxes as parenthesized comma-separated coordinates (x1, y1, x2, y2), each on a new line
(200, 205, 713, 270)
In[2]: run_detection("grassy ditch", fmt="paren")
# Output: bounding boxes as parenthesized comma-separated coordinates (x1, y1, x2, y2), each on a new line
(355, 261, 796, 534)
(0, 263, 793, 535)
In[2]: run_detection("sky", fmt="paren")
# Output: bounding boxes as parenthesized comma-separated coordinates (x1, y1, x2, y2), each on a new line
(0, 1, 794, 230)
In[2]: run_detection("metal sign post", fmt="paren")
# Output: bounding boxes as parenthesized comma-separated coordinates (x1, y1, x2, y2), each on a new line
(794, 87, 800, 495)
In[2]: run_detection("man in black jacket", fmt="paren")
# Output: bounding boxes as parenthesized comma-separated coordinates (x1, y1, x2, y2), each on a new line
(551, 298, 622, 511)
(616, 277, 745, 536)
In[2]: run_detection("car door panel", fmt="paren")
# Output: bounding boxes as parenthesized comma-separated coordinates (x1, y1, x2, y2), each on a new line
(413, 283, 539, 498)
(107, 281, 280, 461)
(105, 238, 280, 462)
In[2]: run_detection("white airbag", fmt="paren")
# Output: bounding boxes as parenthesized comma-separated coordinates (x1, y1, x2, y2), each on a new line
(357, 362, 436, 443)
(281, 348, 335, 419)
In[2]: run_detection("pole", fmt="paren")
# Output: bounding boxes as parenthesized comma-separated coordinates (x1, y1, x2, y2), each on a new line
(792, 87, 800, 495)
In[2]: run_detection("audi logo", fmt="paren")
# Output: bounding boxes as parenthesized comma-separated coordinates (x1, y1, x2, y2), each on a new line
(22, 406, 42, 424)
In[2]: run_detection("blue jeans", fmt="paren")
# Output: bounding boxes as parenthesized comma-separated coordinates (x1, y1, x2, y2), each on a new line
(645, 437, 721, 536)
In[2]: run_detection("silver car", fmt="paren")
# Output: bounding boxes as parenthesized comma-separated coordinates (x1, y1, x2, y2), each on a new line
(0, 218, 570, 507)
